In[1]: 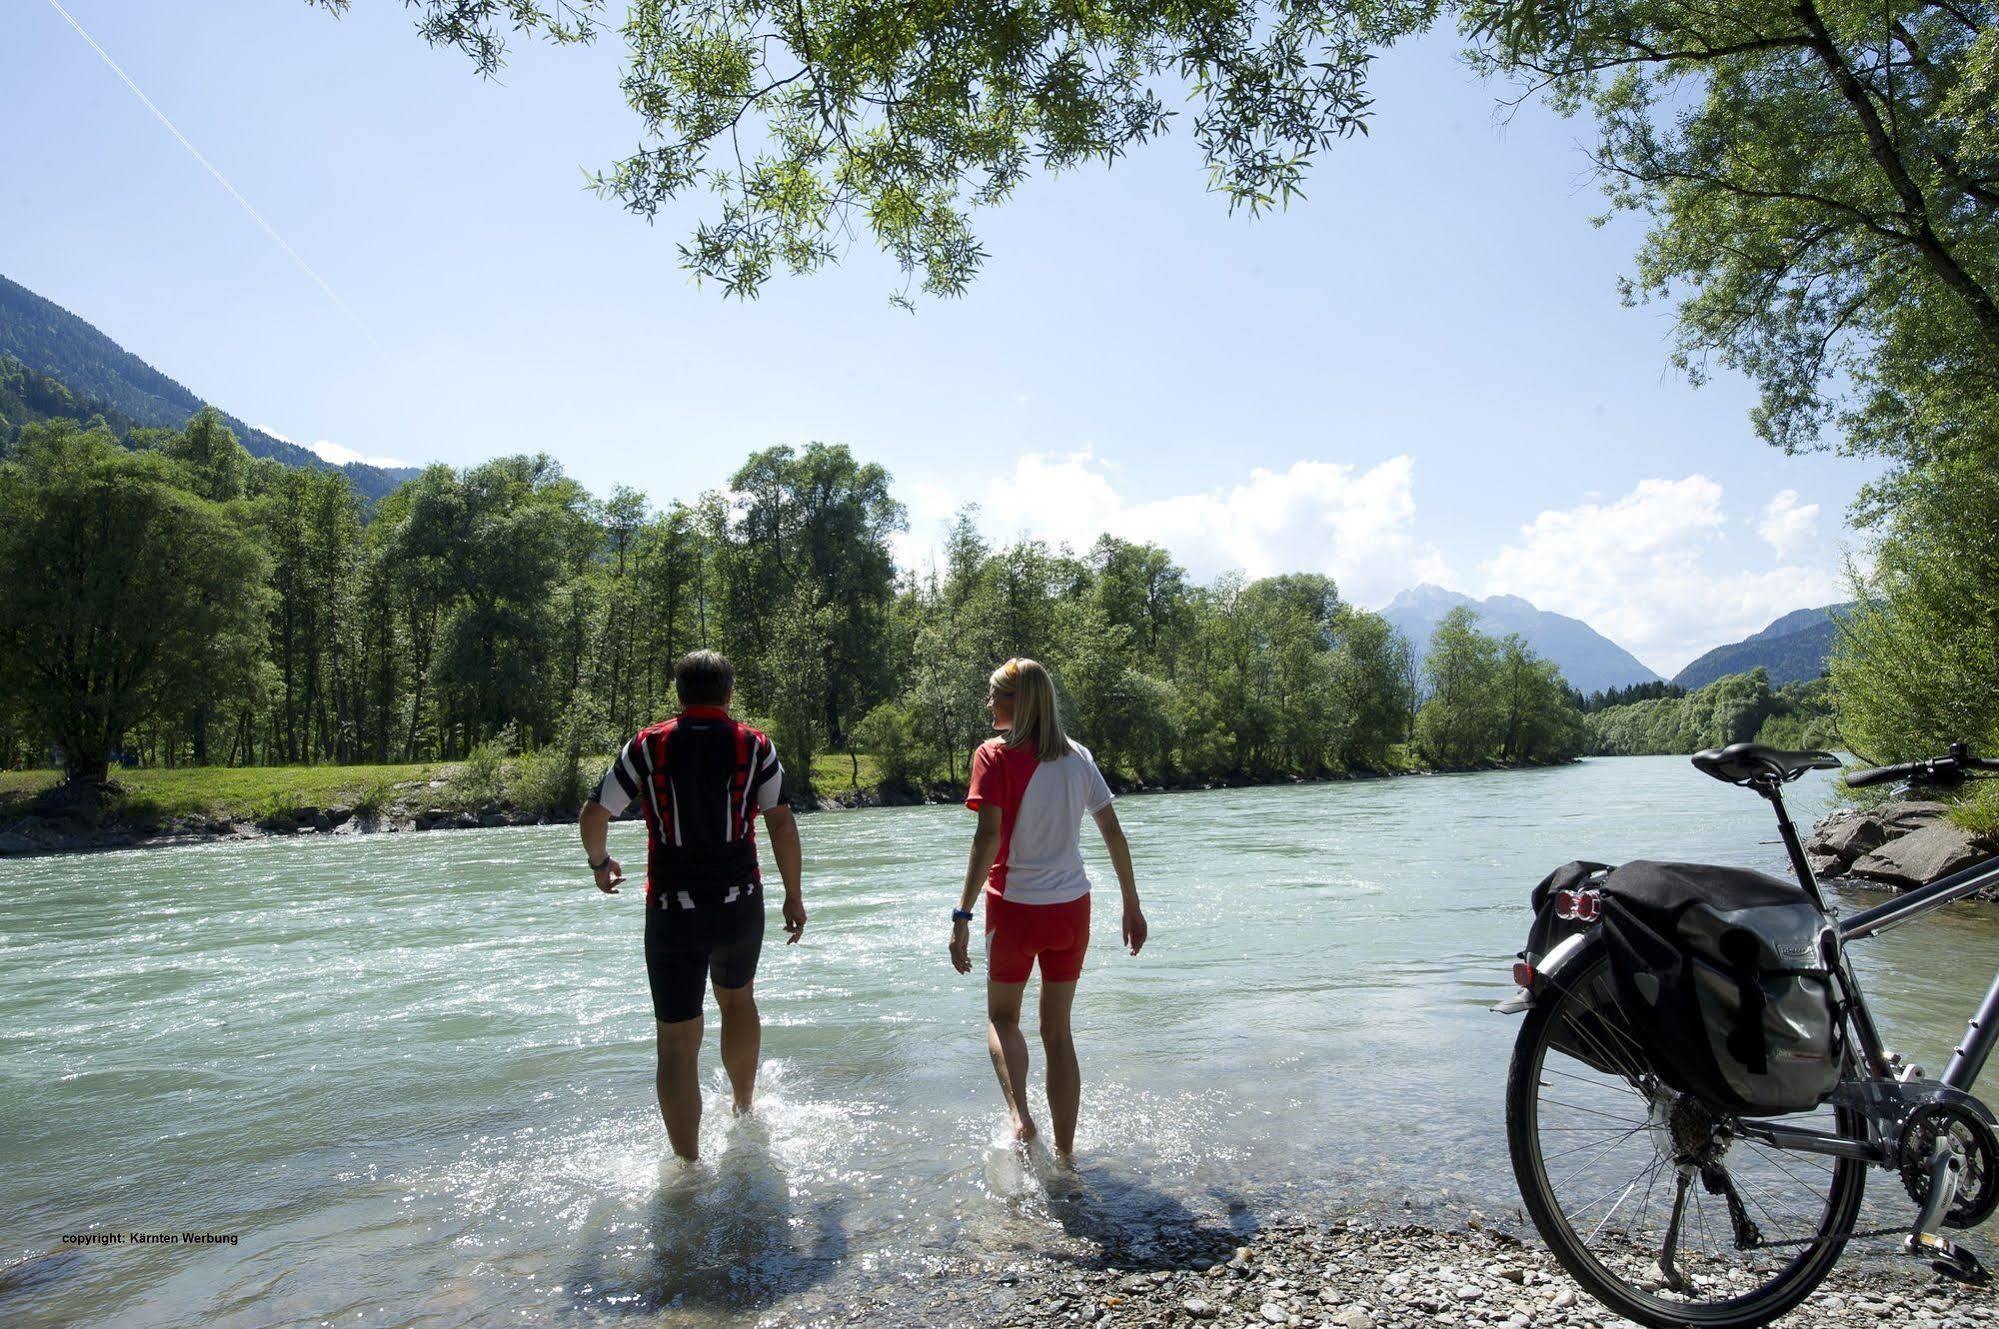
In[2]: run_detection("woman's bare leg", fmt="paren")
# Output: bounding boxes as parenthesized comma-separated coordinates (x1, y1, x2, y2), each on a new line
(986, 980, 1036, 1141)
(1038, 980, 1080, 1156)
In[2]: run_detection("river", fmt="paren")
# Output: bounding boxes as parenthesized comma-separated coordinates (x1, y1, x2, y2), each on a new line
(2, 756, 1994, 1327)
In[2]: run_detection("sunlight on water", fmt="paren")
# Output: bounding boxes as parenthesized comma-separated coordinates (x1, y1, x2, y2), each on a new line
(2, 756, 1993, 1326)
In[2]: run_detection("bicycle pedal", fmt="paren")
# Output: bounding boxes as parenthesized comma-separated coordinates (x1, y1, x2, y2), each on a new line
(1909, 1233, 1990, 1284)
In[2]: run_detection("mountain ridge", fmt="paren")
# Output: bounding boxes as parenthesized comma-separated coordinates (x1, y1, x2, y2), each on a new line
(1380, 584, 1663, 696)
(0, 273, 416, 500)
(1670, 603, 1852, 690)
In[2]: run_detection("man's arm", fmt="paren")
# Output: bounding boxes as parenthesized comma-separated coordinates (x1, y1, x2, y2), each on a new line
(578, 802, 625, 894)
(764, 804, 807, 943)
(949, 806, 1003, 974)
(1093, 804, 1146, 956)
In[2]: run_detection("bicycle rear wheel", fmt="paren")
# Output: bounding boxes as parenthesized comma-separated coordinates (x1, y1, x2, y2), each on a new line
(1506, 939, 1867, 1329)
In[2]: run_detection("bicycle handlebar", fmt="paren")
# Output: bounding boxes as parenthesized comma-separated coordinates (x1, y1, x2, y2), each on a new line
(1845, 741, 1999, 788)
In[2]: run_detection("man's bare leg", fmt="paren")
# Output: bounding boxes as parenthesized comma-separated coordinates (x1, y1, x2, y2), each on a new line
(713, 979, 760, 1114)
(656, 1016, 704, 1160)
(1038, 980, 1080, 1157)
(987, 980, 1037, 1142)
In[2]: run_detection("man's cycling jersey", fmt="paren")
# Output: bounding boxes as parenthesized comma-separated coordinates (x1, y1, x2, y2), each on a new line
(593, 705, 784, 909)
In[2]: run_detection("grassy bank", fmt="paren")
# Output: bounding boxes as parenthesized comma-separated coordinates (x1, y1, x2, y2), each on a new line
(0, 763, 447, 821)
(0, 752, 887, 825)
(0, 747, 1439, 831)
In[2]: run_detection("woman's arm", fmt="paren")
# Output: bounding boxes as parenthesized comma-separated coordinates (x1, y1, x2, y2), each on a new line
(1093, 804, 1147, 955)
(949, 805, 1003, 974)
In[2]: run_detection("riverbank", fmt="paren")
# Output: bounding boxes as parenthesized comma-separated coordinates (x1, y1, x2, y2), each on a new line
(0, 755, 1570, 858)
(750, 1212, 1995, 1329)
(1806, 797, 1999, 895)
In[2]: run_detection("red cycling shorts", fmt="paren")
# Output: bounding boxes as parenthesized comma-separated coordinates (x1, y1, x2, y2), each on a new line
(985, 892, 1090, 984)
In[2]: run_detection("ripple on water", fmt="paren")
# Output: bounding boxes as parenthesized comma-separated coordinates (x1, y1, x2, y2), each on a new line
(3, 760, 1995, 1326)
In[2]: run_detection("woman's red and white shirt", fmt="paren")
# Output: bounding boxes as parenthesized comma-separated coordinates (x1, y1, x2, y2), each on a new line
(965, 738, 1114, 905)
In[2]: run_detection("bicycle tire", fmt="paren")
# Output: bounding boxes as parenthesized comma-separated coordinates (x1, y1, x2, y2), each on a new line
(1506, 938, 1867, 1329)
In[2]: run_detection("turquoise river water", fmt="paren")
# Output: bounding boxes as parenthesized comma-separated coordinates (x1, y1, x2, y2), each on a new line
(2, 756, 1995, 1327)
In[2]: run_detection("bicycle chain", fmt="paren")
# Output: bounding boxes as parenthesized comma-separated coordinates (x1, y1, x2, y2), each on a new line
(1748, 1225, 1909, 1251)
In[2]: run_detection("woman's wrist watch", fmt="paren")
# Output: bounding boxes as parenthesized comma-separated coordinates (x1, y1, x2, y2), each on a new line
(589, 856, 611, 871)
(951, 908, 974, 924)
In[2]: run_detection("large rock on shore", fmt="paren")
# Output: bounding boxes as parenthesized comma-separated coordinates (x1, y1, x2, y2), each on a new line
(1851, 822, 1987, 889)
(1807, 798, 1995, 891)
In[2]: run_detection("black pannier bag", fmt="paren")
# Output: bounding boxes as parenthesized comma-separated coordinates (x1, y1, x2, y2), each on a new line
(1599, 860, 1843, 1116)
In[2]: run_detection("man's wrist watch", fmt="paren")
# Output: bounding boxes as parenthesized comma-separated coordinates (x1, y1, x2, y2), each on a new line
(589, 856, 610, 871)
(951, 908, 975, 923)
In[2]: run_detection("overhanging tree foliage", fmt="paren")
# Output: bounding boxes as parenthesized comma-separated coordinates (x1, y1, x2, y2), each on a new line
(313, 0, 1439, 302)
(1466, 0, 1999, 480)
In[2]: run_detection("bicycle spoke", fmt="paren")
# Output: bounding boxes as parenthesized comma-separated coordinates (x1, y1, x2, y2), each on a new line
(1589, 1155, 1667, 1243)
(1543, 1123, 1650, 1164)
(1552, 1126, 1661, 1194)
(1513, 949, 1862, 1320)
(1543, 1063, 1646, 1101)
(1539, 1096, 1649, 1127)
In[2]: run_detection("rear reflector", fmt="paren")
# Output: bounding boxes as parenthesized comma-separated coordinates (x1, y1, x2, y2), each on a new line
(1512, 961, 1535, 989)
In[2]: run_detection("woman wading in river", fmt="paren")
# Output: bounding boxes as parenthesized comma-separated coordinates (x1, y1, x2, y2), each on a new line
(948, 657, 1148, 1155)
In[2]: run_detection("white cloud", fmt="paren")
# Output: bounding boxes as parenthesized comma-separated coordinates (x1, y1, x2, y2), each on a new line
(1481, 475, 1841, 675)
(1757, 489, 1820, 559)
(254, 423, 410, 470)
(904, 449, 1452, 606)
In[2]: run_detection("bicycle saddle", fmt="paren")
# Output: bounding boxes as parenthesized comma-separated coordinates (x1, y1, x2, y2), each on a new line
(1691, 742, 1841, 785)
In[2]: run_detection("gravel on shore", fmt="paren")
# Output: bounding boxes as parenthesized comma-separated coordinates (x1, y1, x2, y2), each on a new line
(763, 1216, 1999, 1329)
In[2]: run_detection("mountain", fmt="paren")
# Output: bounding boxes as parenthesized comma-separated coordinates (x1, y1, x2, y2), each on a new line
(0, 274, 416, 500)
(1670, 603, 1853, 690)
(0, 355, 140, 440)
(1381, 585, 1663, 696)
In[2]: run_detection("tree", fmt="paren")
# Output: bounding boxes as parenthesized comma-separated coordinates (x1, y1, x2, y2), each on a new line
(1467, 0, 1999, 483)
(1493, 634, 1585, 763)
(426, 454, 596, 750)
(715, 443, 905, 755)
(1087, 536, 1194, 671)
(254, 464, 362, 762)
(317, 0, 1439, 302)
(1829, 452, 1999, 760)
(1415, 606, 1502, 766)
(0, 423, 266, 785)
(1328, 608, 1414, 768)
(1587, 668, 1792, 754)
(153, 407, 252, 502)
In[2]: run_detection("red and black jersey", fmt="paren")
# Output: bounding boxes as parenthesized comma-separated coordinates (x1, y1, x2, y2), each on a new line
(593, 706, 784, 908)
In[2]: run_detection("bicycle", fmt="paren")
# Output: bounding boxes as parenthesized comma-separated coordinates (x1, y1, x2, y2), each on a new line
(1499, 740, 1999, 1328)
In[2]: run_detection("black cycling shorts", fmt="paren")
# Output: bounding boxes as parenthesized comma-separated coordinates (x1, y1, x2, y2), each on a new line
(644, 893, 764, 1024)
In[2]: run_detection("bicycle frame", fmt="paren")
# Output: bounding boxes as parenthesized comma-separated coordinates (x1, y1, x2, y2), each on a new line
(1761, 780, 1999, 1091)
(1734, 781, 1999, 1164)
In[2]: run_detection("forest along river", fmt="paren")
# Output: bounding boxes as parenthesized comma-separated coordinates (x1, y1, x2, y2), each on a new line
(2, 755, 1995, 1327)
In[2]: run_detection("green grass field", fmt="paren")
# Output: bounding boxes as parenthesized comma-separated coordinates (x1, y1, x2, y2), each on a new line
(0, 749, 886, 823)
(0, 763, 449, 820)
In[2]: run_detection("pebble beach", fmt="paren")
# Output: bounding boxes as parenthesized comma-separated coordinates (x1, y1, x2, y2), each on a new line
(760, 1216, 1999, 1329)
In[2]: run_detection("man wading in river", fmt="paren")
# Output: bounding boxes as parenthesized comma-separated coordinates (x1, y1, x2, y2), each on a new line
(578, 650, 807, 1160)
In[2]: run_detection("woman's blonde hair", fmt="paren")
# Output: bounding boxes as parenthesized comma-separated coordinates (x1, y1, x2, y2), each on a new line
(989, 657, 1071, 762)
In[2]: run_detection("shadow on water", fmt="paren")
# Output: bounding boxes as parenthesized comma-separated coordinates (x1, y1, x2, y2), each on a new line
(1034, 1148, 1259, 1272)
(565, 1117, 847, 1318)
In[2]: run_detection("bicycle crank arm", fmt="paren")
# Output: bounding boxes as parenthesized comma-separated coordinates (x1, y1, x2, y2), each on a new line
(1903, 1143, 1991, 1282)
(1910, 1144, 1962, 1242)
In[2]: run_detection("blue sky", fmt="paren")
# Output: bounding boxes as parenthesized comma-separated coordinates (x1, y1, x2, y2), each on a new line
(1, 1, 1880, 674)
